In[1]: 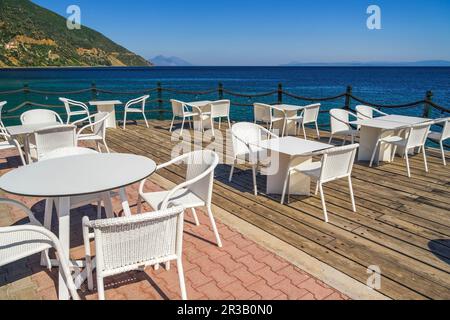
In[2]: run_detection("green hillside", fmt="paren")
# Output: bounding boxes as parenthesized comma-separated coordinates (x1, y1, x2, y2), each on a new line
(0, 0, 152, 67)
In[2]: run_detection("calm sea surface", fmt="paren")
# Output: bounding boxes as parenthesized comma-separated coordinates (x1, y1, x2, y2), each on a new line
(0, 66, 449, 126)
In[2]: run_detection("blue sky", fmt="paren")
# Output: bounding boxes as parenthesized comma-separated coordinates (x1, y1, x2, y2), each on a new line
(33, 0, 450, 65)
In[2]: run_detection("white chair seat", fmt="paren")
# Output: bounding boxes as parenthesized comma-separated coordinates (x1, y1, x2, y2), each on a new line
(141, 188, 205, 211)
(0, 232, 51, 265)
(77, 133, 102, 141)
(124, 108, 143, 113)
(292, 161, 322, 179)
(184, 111, 197, 117)
(293, 116, 304, 122)
(380, 135, 407, 146)
(428, 131, 442, 141)
(335, 129, 359, 137)
(258, 116, 284, 123)
(198, 114, 212, 121)
(70, 110, 88, 116)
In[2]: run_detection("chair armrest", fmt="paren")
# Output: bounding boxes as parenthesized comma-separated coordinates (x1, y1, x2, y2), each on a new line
(139, 154, 189, 194)
(373, 109, 388, 116)
(160, 165, 215, 209)
(72, 115, 92, 127)
(0, 198, 40, 225)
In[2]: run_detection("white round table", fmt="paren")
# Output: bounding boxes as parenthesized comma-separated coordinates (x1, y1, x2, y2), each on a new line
(0, 153, 156, 300)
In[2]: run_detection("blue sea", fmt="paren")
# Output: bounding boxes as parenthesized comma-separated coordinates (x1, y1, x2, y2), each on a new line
(0, 66, 449, 127)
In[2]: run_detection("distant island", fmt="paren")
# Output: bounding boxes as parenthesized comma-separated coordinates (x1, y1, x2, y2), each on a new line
(0, 0, 151, 67)
(280, 60, 450, 67)
(150, 55, 192, 67)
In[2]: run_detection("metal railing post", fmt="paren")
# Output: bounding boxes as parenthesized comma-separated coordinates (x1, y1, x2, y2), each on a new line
(157, 82, 163, 120)
(423, 90, 433, 118)
(218, 82, 224, 100)
(277, 83, 283, 104)
(344, 85, 353, 110)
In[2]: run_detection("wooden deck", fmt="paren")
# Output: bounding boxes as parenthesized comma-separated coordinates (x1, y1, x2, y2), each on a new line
(106, 120, 450, 300)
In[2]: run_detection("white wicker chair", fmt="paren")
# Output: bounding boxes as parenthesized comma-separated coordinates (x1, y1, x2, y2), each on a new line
(369, 121, 433, 178)
(59, 98, 91, 125)
(254, 103, 286, 136)
(0, 198, 80, 300)
(169, 99, 197, 135)
(229, 122, 278, 196)
(122, 95, 150, 129)
(295, 103, 321, 139)
(74, 112, 111, 153)
(282, 144, 359, 222)
(356, 105, 388, 119)
(329, 109, 360, 145)
(427, 117, 449, 166)
(20, 109, 63, 125)
(31, 125, 77, 162)
(138, 150, 222, 247)
(210, 100, 231, 129)
(82, 206, 186, 300)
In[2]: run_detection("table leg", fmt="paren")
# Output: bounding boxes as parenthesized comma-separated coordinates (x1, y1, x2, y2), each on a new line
(97, 104, 117, 129)
(193, 115, 212, 132)
(118, 188, 132, 217)
(358, 127, 393, 162)
(266, 153, 311, 196)
(56, 197, 71, 300)
(23, 135, 32, 164)
(101, 192, 115, 218)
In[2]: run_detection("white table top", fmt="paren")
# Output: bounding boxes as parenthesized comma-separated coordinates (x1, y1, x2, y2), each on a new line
(6, 122, 62, 136)
(273, 104, 305, 112)
(0, 153, 156, 197)
(258, 137, 333, 156)
(187, 101, 212, 107)
(351, 115, 430, 130)
(89, 100, 122, 106)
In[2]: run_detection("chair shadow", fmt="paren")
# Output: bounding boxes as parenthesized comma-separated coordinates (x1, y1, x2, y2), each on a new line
(428, 239, 450, 266)
(78, 270, 171, 301)
(0, 156, 23, 170)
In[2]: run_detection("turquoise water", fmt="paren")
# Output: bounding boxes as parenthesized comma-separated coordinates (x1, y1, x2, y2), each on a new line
(0, 66, 449, 128)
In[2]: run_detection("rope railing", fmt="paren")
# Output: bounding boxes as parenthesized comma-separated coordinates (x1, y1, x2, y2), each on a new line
(1, 83, 449, 121)
(26, 88, 93, 95)
(96, 88, 159, 95)
(222, 89, 278, 98)
(281, 91, 346, 102)
(349, 95, 426, 109)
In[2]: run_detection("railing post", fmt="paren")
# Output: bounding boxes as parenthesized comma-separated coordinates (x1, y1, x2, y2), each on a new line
(218, 82, 224, 100)
(423, 90, 433, 118)
(277, 83, 283, 104)
(23, 83, 29, 101)
(91, 82, 97, 101)
(344, 85, 353, 110)
(157, 82, 163, 120)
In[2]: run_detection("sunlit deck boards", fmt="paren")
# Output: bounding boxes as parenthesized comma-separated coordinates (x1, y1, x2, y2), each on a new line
(106, 120, 450, 300)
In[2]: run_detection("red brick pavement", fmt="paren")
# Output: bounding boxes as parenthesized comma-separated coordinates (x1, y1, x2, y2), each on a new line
(0, 148, 349, 300)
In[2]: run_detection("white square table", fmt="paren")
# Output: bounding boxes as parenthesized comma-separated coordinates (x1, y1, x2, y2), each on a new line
(7, 122, 62, 163)
(89, 100, 122, 129)
(0, 153, 156, 300)
(351, 115, 430, 162)
(186, 100, 213, 132)
(258, 136, 333, 196)
(6, 122, 61, 137)
(272, 104, 305, 136)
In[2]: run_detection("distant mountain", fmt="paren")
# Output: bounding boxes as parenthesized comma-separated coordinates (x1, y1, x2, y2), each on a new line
(150, 55, 192, 67)
(281, 60, 450, 67)
(0, 0, 152, 67)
